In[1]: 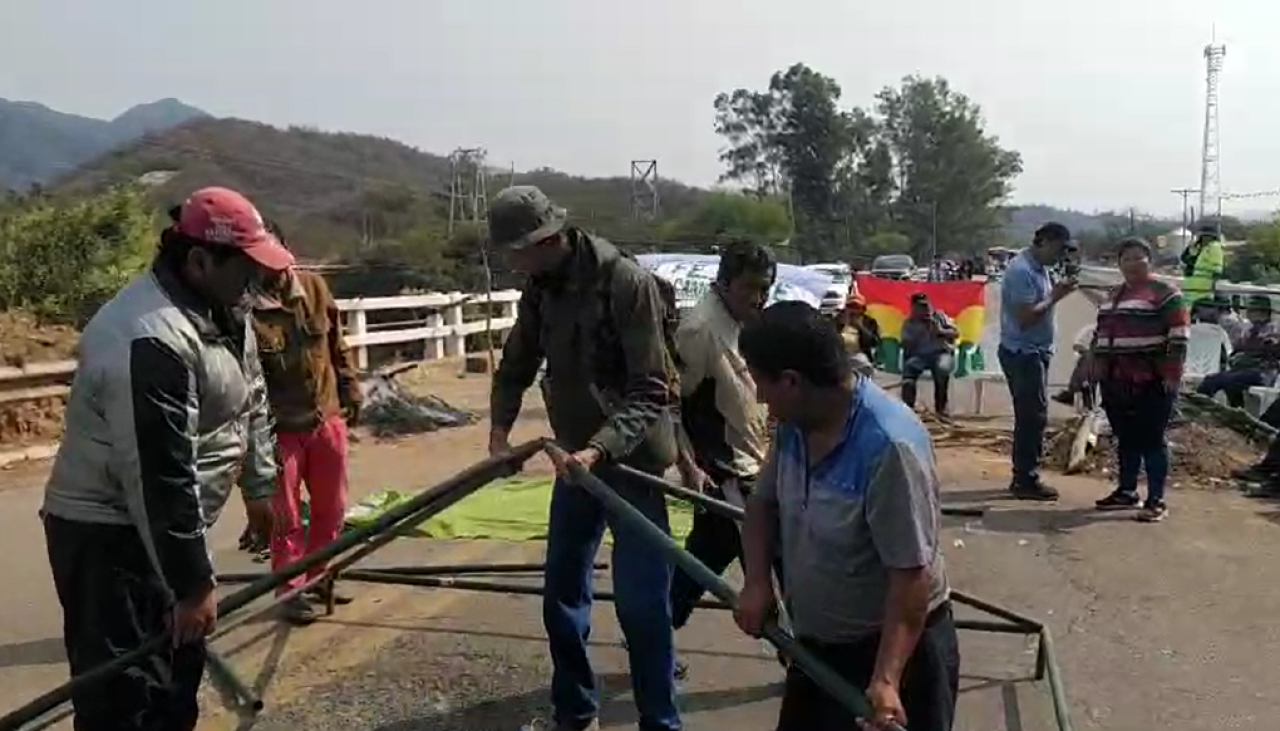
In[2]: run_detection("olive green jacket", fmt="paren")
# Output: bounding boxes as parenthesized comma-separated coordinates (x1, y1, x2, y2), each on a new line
(490, 230, 677, 473)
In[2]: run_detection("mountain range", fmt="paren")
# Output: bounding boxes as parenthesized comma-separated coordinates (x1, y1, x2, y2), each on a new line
(0, 96, 1144, 257)
(0, 97, 209, 190)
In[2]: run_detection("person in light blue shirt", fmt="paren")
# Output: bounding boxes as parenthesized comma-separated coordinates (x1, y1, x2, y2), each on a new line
(734, 301, 958, 731)
(998, 223, 1077, 501)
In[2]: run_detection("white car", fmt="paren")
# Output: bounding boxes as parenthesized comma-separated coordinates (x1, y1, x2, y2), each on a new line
(804, 263, 855, 317)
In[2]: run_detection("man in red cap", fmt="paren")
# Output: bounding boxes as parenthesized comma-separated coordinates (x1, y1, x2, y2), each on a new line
(42, 186, 294, 731)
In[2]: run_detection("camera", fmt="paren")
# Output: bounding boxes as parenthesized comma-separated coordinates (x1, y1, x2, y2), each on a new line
(1051, 241, 1081, 281)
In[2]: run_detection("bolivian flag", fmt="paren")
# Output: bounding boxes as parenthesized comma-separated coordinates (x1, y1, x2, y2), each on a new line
(854, 275, 987, 376)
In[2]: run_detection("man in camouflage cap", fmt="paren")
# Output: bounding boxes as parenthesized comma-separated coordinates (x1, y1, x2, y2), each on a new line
(487, 185, 683, 731)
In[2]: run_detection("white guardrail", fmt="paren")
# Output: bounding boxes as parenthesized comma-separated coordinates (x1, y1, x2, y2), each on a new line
(338, 289, 521, 370)
(1078, 265, 1280, 299)
(0, 289, 524, 398)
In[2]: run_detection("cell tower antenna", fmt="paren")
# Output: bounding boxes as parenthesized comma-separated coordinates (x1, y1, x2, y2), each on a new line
(1198, 35, 1226, 227)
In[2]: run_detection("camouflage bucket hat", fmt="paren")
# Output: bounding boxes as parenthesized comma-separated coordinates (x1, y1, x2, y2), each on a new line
(488, 185, 568, 249)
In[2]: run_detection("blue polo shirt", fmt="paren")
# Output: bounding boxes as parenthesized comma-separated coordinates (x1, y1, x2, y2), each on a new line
(1000, 249, 1055, 353)
(757, 378, 950, 642)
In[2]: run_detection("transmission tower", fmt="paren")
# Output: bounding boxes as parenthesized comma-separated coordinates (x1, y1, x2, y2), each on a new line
(1198, 36, 1226, 227)
(448, 147, 489, 235)
(630, 160, 660, 221)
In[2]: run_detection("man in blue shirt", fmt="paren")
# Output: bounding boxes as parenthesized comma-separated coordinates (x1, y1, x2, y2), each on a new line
(734, 301, 958, 731)
(999, 223, 1077, 500)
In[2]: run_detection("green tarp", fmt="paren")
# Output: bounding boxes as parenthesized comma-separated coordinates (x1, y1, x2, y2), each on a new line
(345, 477, 697, 543)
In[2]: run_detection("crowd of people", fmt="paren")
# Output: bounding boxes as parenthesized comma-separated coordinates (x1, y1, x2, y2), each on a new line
(35, 180, 1238, 731)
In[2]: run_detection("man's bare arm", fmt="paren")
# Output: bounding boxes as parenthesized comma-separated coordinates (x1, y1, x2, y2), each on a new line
(872, 567, 931, 688)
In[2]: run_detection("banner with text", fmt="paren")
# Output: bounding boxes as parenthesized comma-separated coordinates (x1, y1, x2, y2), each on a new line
(636, 253, 831, 311)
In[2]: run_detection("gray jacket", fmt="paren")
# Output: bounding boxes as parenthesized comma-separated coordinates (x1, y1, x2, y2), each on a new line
(43, 263, 276, 599)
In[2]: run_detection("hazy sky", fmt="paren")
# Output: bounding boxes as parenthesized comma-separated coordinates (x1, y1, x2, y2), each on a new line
(3, 0, 1279, 217)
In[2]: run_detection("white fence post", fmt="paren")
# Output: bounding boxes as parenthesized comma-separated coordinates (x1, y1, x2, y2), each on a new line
(349, 308, 369, 371)
(330, 289, 519, 369)
(444, 292, 466, 357)
(426, 310, 445, 359)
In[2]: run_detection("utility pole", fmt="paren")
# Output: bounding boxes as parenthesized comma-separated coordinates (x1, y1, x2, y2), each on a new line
(447, 148, 495, 371)
(629, 160, 660, 222)
(1171, 187, 1200, 238)
(929, 201, 938, 262)
(447, 147, 488, 236)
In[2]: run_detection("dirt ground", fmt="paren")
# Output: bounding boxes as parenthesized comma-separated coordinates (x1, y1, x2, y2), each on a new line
(0, 312, 78, 447)
(0, 312, 79, 368)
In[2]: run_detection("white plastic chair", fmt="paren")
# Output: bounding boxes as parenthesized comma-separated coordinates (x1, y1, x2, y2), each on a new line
(1182, 322, 1231, 387)
(971, 325, 1006, 415)
(1247, 379, 1280, 417)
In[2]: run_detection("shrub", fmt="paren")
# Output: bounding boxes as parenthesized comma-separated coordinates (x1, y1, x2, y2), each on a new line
(0, 187, 155, 325)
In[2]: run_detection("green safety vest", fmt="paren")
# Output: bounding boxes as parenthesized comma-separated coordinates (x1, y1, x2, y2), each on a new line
(1183, 240, 1225, 305)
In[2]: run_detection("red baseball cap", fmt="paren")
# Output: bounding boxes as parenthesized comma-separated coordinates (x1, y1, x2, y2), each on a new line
(174, 187, 295, 271)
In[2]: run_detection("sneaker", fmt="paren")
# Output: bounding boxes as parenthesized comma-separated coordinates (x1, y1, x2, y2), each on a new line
(280, 596, 319, 626)
(1095, 491, 1140, 511)
(1135, 503, 1168, 523)
(1011, 480, 1059, 502)
(1051, 390, 1075, 406)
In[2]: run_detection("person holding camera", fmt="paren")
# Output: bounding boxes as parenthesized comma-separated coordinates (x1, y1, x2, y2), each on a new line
(900, 292, 958, 420)
(998, 223, 1077, 501)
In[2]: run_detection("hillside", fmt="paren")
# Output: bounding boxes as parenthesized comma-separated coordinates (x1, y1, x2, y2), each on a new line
(1004, 204, 1106, 244)
(0, 98, 208, 190)
(54, 117, 711, 259)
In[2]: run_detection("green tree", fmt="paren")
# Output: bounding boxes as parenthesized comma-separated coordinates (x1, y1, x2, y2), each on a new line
(1225, 217, 1280, 284)
(712, 67, 1020, 264)
(661, 191, 791, 244)
(0, 186, 154, 324)
(875, 76, 1022, 259)
(862, 230, 914, 257)
(713, 89, 784, 197)
(768, 64, 855, 255)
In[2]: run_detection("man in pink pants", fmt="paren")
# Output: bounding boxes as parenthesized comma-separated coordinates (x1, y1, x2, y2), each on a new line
(252, 223, 362, 625)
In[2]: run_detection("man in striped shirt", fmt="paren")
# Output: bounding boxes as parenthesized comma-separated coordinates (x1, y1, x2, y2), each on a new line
(1090, 238, 1190, 522)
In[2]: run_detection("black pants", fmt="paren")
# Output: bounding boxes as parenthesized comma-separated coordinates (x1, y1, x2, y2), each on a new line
(44, 514, 207, 731)
(670, 477, 784, 630)
(776, 603, 960, 731)
(998, 347, 1051, 486)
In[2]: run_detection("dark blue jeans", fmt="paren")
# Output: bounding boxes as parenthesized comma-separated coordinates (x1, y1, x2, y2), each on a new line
(1100, 382, 1176, 505)
(998, 347, 1052, 486)
(1196, 368, 1266, 408)
(543, 474, 680, 731)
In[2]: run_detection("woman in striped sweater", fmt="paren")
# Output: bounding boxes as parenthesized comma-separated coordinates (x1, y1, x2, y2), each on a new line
(1091, 237, 1190, 522)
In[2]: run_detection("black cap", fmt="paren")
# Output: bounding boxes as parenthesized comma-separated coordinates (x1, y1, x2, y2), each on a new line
(1034, 222, 1071, 245)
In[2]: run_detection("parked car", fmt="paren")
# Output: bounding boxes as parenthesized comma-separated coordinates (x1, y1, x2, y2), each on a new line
(804, 262, 855, 317)
(870, 254, 916, 280)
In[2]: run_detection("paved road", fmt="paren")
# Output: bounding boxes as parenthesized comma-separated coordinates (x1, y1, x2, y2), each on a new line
(9, 282, 1280, 731)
